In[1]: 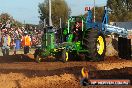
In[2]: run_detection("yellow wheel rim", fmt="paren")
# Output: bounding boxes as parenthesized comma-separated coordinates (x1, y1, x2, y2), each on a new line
(66, 52, 69, 61)
(97, 36, 104, 55)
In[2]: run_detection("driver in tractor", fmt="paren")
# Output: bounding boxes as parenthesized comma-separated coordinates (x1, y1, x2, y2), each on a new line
(72, 21, 82, 42)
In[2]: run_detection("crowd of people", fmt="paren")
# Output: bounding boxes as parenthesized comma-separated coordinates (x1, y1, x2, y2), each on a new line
(0, 20, 43, 55)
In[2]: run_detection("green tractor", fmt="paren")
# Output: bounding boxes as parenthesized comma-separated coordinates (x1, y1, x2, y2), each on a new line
(34, 7, 131, 63)
(62, 16, 106, 61)
(34, 15, 106, 63)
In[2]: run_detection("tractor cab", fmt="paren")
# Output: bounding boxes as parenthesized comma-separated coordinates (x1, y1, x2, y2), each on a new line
(63, 16, 85, 42)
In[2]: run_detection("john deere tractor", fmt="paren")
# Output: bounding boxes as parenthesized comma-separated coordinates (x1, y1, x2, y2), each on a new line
(34, 7, 131, 63)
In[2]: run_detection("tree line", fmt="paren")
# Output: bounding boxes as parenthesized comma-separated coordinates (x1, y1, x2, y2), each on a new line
(38, 0, 132, 27)
(107, 0, 132, 22)
(0, 13, 22, 27)
(38, 0, 71, 28)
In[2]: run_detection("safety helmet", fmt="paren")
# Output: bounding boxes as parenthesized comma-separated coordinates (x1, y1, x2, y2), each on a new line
(24, 31, 28, 34)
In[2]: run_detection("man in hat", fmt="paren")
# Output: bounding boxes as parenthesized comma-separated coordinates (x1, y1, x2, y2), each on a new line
(21, 31, 32, 54)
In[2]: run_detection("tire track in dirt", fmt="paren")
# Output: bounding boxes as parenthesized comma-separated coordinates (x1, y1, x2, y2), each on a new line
(0, 55, 131, 88)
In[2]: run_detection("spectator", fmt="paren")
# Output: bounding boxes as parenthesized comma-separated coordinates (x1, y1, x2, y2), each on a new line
(21, 31, 32, 54)
(11, 39, 16, 55)
(6, 20, 11, 29)
(0, 30, 2, 47)
(0, 19, 43, 53)
(1, 32, 11, 56)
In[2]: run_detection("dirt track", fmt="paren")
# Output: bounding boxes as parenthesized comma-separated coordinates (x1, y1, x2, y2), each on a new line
(0, 36, 131, 88)
(0, 54, 131, 88)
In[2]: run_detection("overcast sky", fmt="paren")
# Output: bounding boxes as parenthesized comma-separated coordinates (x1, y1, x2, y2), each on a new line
(0, 0, 107, 24)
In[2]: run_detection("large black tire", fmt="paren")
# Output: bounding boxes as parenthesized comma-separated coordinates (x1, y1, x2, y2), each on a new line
(62, 49, 69, 63)
(35, 55, 42, 63)
(34, 49, 42, 63)
(83, 29, 106, 61)
(118, 37, 131, 59)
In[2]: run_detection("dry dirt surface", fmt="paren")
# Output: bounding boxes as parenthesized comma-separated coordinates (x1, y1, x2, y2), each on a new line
(0, 54, 131, 88)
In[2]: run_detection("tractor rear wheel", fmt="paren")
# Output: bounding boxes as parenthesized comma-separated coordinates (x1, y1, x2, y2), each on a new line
(83, 29, 106, 61)
(62, 49, 69, 63)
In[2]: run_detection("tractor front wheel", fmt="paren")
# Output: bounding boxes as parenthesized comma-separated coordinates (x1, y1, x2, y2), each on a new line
(35, 55, 42, 63)
(62, 49, 69, 63)
(34, 49, 42, 63)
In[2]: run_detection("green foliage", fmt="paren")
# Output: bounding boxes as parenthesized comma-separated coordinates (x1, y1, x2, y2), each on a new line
(38, 0, 71, 28)
(0, 13, 11, 23)
(84, 0, 132, 22)
(94, 7, 104, 22)
(107, 0, 132, 22)
(84, 7, 104, 22)
(0, 13, 22, 27)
